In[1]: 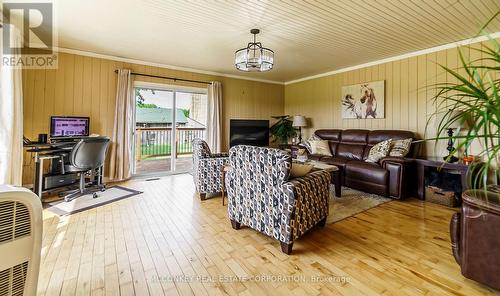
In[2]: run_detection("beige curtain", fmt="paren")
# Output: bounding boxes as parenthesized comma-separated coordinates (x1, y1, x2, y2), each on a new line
(206, 81, 222, 152)
(108, 69, 134, 181)
(0, 26, 23, 185)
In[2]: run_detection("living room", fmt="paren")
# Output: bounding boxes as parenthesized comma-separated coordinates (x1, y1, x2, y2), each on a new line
(1, 1, 499, 295)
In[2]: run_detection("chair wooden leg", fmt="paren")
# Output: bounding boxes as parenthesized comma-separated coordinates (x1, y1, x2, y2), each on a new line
(318, 217, 327, 227)
(280, 242, 293, 255)
(230, 220, 241, 230)
(200, 193, 206, 201)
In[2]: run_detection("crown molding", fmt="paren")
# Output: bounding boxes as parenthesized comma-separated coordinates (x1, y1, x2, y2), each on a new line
(54, 31, 499, 87)
(285, 32, 500, 85)
(54, 47, 285, 85)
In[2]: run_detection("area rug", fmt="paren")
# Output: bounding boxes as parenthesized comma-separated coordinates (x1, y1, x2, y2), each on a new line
(46, 186, 142, 216)
(327, 187, 392, 224)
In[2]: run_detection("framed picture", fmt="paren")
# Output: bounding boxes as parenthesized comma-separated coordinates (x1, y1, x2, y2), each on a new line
(341, 80, 385, 119)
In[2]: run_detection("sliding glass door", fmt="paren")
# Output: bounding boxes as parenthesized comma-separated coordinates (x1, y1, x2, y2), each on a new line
(174, 91, 207, 172)
(133, 83, 207, 176)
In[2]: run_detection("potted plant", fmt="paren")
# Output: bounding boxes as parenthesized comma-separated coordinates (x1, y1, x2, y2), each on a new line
(431, 16, 500, 290)
(269, 115, 297, 146)
(426, 15, 499, 192)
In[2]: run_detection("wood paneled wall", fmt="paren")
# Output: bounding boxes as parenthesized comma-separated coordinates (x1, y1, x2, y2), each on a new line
(22, 52, 284, 184)
(285, 40, 497, 158)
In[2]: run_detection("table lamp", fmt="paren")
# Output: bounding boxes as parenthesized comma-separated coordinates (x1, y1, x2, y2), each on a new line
(292, 115, 307, 143)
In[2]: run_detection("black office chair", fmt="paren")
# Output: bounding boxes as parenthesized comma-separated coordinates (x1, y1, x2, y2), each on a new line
(60, 137, 110, 202)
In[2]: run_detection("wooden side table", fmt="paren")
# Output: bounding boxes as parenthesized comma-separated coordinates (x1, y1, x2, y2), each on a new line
(415, 158, 480, 200)
(307, 160, 342, 197)
(331, 169, 342, 198)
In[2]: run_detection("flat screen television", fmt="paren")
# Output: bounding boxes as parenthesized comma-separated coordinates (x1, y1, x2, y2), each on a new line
(229, 119, 269, 147)
(50, 116, 90, 138)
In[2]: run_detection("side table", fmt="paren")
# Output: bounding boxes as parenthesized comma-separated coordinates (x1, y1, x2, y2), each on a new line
(415, 158, 481, 200)
(295, 160, 342, 197)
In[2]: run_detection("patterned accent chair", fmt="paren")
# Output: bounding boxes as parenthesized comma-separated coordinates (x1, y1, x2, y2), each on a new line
(192, 138, 229, 200)
(226, 145, 331, 254)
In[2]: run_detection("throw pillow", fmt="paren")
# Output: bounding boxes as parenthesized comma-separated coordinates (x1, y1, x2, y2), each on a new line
(290, 163, 314, 178)
(389, 138, 412, 157)
(310, 140, 332, 156)
(303, 134, 321, 153)
(365, 139, 392, 163)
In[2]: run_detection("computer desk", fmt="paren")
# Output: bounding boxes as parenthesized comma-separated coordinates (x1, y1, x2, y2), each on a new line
(25, 142, 76, 198)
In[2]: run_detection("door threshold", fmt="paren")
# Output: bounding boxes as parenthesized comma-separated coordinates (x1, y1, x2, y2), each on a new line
(131, 170, 192, 180)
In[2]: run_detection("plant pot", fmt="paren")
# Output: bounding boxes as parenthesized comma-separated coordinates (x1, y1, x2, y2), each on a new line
(450, 188, 500, 290)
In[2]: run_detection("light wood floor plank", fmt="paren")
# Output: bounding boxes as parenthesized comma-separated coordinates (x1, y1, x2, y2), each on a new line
(37, 174, 498, 295)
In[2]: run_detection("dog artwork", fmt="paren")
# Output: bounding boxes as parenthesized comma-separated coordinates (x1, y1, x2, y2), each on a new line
(341, 81, 385, 119)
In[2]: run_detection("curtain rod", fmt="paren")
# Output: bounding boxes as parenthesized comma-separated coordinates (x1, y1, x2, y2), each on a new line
(114, 70, 212, 85)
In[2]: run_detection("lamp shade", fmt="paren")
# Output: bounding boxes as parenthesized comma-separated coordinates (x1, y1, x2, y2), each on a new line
(292, 115, 307, 127)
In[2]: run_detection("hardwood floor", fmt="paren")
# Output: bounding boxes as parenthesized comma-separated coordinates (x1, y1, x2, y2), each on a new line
(135, 156, 193, 175)
(38, 174, 497, 296)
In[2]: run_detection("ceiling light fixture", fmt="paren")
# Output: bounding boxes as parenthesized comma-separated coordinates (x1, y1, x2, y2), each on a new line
(235, 29, 274, 72)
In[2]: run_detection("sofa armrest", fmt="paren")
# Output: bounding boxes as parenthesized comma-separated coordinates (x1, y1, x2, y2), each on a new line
(379, 157, 416, 199)
(284, 170, 331, 241)
(211, 152, 229, 158)
(379, 157, 415, 167)
(199, 156, 229, 168)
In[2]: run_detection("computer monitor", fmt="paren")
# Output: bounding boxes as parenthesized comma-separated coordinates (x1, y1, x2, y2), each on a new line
(50, 116, 90, 138)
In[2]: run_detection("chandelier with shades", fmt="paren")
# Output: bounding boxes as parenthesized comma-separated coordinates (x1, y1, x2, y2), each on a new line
(235, 29, 274, 72)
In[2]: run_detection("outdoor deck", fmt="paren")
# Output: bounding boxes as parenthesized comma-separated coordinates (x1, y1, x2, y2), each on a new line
(135, 155, 193, 175)
(134, 127, 205, 175)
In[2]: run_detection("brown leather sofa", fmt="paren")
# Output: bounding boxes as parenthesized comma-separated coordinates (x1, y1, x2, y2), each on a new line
(450, 188, 500, 290)
(306, 129, 417, 199)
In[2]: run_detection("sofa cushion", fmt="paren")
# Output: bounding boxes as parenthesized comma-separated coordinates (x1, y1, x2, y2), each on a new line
(366, 139, 392, 163)
(329, 142, 338, 156)
(302, 134, 321, 153)
(310, 140, 332, 156)
(340, 129, 369, 144)
(345, 161, 388, 185)
(389, 138, 412, 157)
(290, 163, 314, 178)
(308, 154, 324, 161)
(365, 130, 415, 159)
(368, 130, 414, 144)
(336, 143, 365, 161)
(320, 156, 350, 169)
(315, 129, 342, 141)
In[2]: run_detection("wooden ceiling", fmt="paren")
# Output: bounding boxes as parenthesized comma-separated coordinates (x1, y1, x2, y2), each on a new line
(57, 0, 500, 82)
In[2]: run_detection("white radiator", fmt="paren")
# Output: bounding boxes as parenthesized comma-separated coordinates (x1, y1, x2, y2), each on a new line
(0, 185, 42, 296)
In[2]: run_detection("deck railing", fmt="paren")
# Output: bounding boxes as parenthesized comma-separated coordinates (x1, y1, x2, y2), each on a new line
(135, 127, 205, 160)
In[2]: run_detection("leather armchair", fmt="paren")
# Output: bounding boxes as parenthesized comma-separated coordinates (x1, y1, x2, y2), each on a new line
(226, 145, 331, 254)
(450, 188, 500, 290)
(192, 138, 229, 200)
